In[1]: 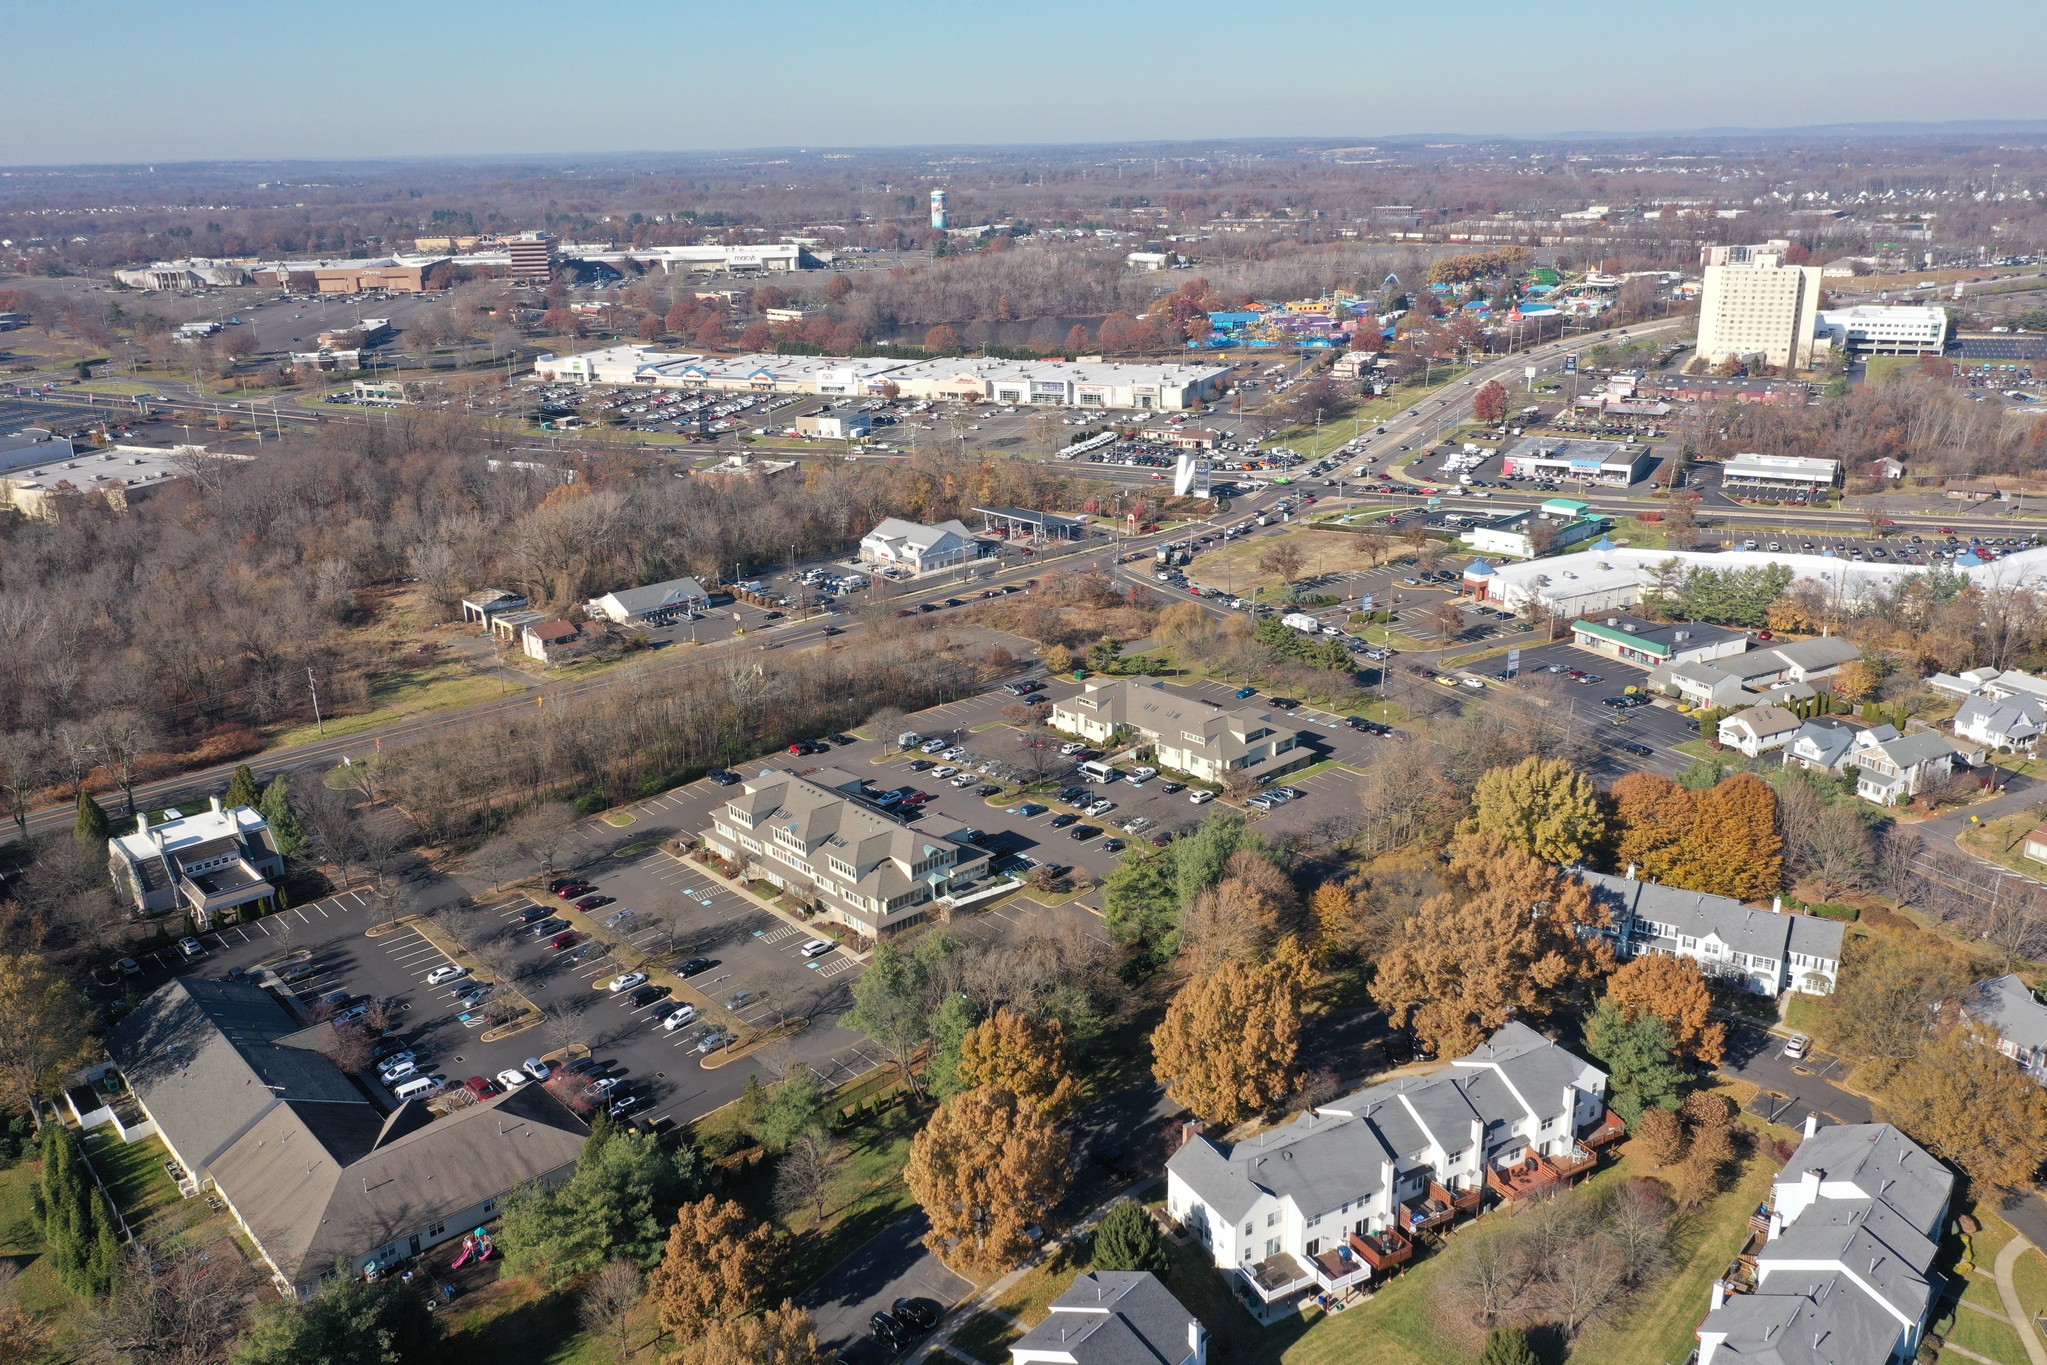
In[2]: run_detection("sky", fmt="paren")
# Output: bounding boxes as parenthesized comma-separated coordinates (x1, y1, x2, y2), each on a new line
(6, 0, 2047, 165)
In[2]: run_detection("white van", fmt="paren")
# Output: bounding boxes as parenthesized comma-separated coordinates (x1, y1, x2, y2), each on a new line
(1077, 759, 1118, 784)
(392, 1074, 441, 1101)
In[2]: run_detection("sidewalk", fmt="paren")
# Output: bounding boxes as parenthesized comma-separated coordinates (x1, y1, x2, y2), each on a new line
(1994, 1233, 2047, 1365)
(667, 844, 873, 963)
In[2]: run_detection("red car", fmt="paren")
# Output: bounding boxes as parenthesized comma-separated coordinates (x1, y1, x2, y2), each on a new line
(549, 931, 582, 950)
(463, 1076, 501, 1100)
(900, 791, 932, 806)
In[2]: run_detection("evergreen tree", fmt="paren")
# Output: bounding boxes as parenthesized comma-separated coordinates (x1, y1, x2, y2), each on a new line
(260, 776, 308, 861)
(1584, 999, 1687, 1126)
(234, 1275, 440, 1365)
(226, 763, 264, 811)
(1477, 1326, 1541, 1365)
(75, 790, 110, 845)
(926, 993, 981, 1099)
(1092, 1199, 1171, 1275)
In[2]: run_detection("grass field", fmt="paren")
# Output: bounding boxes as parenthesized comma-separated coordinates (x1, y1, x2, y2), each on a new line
(0, 1157, 71, 1318)
(1958, 812, 2047, 885)
(1185, 523, 1387, 598)
(82, 1133, 186, 1241)
(271, 660, 508, 747)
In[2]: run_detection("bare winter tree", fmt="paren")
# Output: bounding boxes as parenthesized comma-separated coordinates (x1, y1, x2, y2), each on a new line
(579, 1258, 644, 1360)
(90, 708, 160, 816)
(96, 1240, 258, 1365)
(774, 1129, 841, 1226)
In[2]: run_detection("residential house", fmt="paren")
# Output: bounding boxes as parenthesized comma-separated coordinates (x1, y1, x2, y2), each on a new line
(1166, 1024, 1623, 1320)
(585, 576, 710, 626)
(1718, 705, 1803, 758)
(1048, 680, 1311, 786)
(106, 978, 587, 1300)
(108, 798, 284, 929)
(1953, 692, 2047, 753)
(700, 767, 991, 939)
(1694, 1118, 1954, 1365)
(1848, 728, 1964, 806)
(1011, 1270, 1206, 1365)
(1781, 718, 1866, 775)
(1958, 974, 2047, 1084)
(1576, 868, 1843, 996)
(858, 517, 985, 574)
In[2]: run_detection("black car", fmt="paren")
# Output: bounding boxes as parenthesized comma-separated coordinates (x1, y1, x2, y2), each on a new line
(1101, 838, 1126, 853)
(907, 759, 934, 771)
(1345, 716, 1371, 730)
(893, 1297, 940, 1331)
(1049, 812, 1080, 829)
(1069, 824, 1102, 841)
(564, 1057, 603, 1077)
(707, 769, 740, 786)
(1620, 741, 1654, 757)
(871, 1312, 909, 1350)
(1269, 696, 1300, 711)
(627, 984, 671, 1009)
(830, 733, 857, 745)
(678, 957, 713, 978)
(976, 784, 1001, 797)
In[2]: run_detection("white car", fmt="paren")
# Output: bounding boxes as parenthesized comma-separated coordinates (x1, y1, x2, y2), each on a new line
(801, 939, 834, 958)
(177, 936, 206, 959)
(522, 1057, 552, 1081)
(662, 1003, 700, 1032)
(379, 1059, 419, 1084)
(1189, 790, 1216, 805)
(608, 972, 649, 993)
(495, 1069, 530, 1090)
(930, 765, 959, 780)
(426, 964, 469, 986)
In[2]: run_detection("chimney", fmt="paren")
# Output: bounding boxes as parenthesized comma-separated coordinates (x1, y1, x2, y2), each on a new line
(1190, 1320, 1206, 1358)
(1625, 862, 1636, 880)
(1711, 1281, 1727, 1311)
(1176, 1119, 1205, 1152)
(1803, 1111, 1817, 1140)
(136, 811, 149, 836)
(209, 794, 224, 816)
(1772, 896, 1783, 914)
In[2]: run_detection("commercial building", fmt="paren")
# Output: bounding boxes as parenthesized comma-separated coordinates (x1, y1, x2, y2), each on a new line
(108, 797, 284, 929)
(1959, 975, 2047, 1084)
(0, 440, 223, 521)
(1817, 304, 1948, 356)
(112, 258, 251, 291)
(1570, 616, 1747, 669)
(701, 767, 992, 938)
(794, 411, 870, 441)
(1696, 247, 1825, 371)
(1497, 437, 1653, 487)
(530, 345, 1228, 411)
(1718, 453, 1840, 501)
(1694, 1119, 1953, 1365)
(1166, 1023, 1623, 1319)
(1012, 1270, 1206, 1365)
(1649, 636, 1862, 708)
(585, 576, 711, 625)
(507, 231, 555, 283)
(1049, 680, 1311, 787)
(105, 978, 587, 1300)
(1461, 508, 1610, 560)
(251, 257, 450, 295)
(859, 517, 985, 574)
(1576, 869, 1842, 997)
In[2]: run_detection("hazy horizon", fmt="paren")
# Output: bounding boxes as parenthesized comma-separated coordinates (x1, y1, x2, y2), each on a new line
(6, 0, 2045, 166)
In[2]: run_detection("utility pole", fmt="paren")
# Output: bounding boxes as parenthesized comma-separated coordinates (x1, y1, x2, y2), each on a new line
(306, 666, 325, 736)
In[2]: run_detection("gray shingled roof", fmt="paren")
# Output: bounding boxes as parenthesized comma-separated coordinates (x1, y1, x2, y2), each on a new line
(1698, 1279, 1906, 1365)
(1962, 975, 2047, 1054)
(1012, 1270, 1200, 1365)
(1576, 871, 1796, 964)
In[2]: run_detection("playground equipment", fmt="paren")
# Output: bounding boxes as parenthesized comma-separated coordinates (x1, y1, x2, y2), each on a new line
(448, 1228, 495, 1270)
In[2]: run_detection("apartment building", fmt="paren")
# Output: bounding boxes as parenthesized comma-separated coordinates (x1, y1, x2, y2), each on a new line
(1695, 1118, 1954, 1365)
(1575, 869, 1843, 997)
(1048, 680, 1311, 786)
(1166, 1023, 1622, 1319)
(701, 768, 991, 938)
(1696, 250, 1825, 371)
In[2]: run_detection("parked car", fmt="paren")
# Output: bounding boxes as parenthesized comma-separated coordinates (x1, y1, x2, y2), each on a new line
(177, 936, 206, 959)
(522, 1057, 553, 1081)
(528, 917, 569, 938)
(725, 989, 762, 1011)
(893, 1298, 940, 1331)
(463, 1076, 502, 1100)
(707, 769, 740, 786)
(573, 894, 615, 912)
(695, 1029, 736, 1054)
(626, 984, 670, 1009)
(1783, 1033, 1811, 1061)
(801, 939, 835, 958)
(607, 972, 649, 994)
(426, 964, 469, 986)
(552, 885, 595, 902)
(495, 1068, 530, 1090)
(661, 1003, 700, 1032)
(1189, 789, 1216, 805)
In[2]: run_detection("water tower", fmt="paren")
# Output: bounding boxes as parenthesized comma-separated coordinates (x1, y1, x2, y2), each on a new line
(930, 190, 947, 231)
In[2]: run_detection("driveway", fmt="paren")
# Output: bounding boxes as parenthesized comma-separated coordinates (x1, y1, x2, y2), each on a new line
(802, 1210, 970, 1365)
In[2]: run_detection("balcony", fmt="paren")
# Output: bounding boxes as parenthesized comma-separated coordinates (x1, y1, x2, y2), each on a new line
(1307, 1247, 1371, 1294)
(1240, 1252, 1316, 1303)
(1580, 1107, 1627, 1148)
(1348, 1227, 1414, 1274)
(1401, 1178, 1479, 1233)
(1486, 1153, 1567, 1202)
(1548, 1140, 1597, 1180)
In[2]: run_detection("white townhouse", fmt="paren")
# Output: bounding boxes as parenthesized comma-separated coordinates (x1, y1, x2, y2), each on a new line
(1576, 869, 1843, 997)
(1165, 1024, 1622, 1319)
(1697, 1118, 1954, 1365)
(1718, 705, 1803, 758)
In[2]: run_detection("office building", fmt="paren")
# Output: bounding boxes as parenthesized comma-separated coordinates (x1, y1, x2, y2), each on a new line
(1696, 247, 1825, 371)
(1049, 680, 1311, 786)
(1817, 304, 1948, 356)
(108, 797, 285, 929)
(508, 231, 556, 283)
(701, 768, 992, 938)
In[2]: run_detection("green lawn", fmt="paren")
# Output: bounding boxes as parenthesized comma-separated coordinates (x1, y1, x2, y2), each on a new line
(1942, 1305, 2031, 1364)
(0, 1157, 72, 1318)
(2014, 1242, 2047, 1326)
(271, 663, 508, 747)
(82, 1132, 185, 1241)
